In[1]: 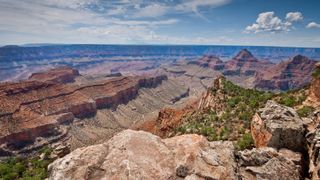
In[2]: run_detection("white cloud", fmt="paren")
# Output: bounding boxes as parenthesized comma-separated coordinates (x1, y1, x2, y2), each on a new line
(285, 12, 303, 22)
(175, 0, 231, 20)
(104, 0, 231, 19)
(40, 0, 98, 9)
(132, 4, 169, 18)
(176, 0, 231, 12)
(306, 22, 320, 29)
(245, 11, 302, 33)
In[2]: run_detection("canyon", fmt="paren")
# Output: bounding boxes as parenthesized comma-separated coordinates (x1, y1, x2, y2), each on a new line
(1, 47, 320, 179)
(48, 65, 320, 179)
(160, 49, 317, 91)
(0, 66, 190, 156)
(1, 49, 318, 157)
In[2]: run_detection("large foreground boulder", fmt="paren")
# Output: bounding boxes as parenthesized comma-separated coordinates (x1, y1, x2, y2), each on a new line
(251, 100, 306, 152)
(48, 130, 237, 180)
(48, 129, 305, 180)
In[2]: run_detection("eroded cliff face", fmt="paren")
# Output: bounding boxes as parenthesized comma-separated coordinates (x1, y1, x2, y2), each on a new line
(306, 63, 320, 108)
(223, 49, 274, 77)
(0, 67, 179, 155)
(28, 66, 80, 83)
(254, 55, 317, 91)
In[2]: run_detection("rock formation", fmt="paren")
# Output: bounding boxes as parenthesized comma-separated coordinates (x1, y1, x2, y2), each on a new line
(190, 55, 225, 70)
(29, 66, 80, 83)
(251, 100, 306, 152)
(0, 67, 180, 156)
(48, 129, 304, 180)
(48, 130, 238, 180)
(198, 76, 226, 113)
(223, 49, 273, 76)
(254, 55, 317, 91)
(306, 62, 320, 107)
(236, 147, 303, 179)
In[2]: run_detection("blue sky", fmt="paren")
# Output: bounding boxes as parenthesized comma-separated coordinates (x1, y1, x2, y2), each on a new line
(0, 0, 319, 47)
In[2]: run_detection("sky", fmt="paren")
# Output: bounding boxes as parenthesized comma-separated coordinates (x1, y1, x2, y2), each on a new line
(0, 0, 320, 47)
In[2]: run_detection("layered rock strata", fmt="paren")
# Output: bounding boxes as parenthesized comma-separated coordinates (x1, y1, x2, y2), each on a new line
(28, 66, 80, 83)
(0, 69, 168, 153)
(254, 55, 317, 91)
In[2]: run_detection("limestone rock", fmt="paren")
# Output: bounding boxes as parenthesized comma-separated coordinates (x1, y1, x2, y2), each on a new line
(306, 123, 320, 179)
(50, 142, 71, 159)
(237, 147, 303, 180)
(48, 130, 237, 180)
(251, 100, 306, 152)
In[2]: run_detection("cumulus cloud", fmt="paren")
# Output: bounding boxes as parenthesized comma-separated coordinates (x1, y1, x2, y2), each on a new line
(245, 11, 303, 33)
(285, 12, 303, 22)
(306, 22, 320, 29)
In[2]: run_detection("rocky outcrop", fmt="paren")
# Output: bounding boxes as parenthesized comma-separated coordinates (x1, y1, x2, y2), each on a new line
(48, 130, 237, 180)
(306, 63, 320, 107)
(198, 76, 226, 113)
(251, 100, 306, 152)
(237, 147, 303, 179)
(304, 111, 320, 180)
(254, 55, 317, 91)
(29, 66, 80, 83)
(48, 129, 306, 180)
(0, 67, 168, 154)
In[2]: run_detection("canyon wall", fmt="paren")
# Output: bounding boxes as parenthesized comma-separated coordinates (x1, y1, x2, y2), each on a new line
(0, 67, 169, 154)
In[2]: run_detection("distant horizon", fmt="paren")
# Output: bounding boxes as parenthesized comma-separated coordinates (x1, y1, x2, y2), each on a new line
(1, 43, 320, 49)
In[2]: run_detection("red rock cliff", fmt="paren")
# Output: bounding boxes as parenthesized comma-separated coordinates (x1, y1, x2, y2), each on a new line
(0, 67, 167, 151)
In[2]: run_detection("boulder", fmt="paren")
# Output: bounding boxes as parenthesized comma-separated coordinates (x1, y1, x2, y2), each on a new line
(237, 147, 303, 180)
(251, 100, 306, 152)
(48, 130, 237, 180)
(49, 142, 71, 160)
(306, 121, 320, 179)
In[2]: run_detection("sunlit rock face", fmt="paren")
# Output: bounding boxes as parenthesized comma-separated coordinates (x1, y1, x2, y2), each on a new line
(251, 100, 306, 152)
(0, 67, 170, 155)
(48, 129, 303, 180)
(254, 55, 317, 91)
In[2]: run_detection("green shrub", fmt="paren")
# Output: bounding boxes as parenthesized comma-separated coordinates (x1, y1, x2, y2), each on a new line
(0, 148, 53, 180)
(277, 94, 296, 107)
(297, 106, 315, 117)
(219, 127, 230, 140)
(312, 68, 320, 78)
(236, 133, 254, 150)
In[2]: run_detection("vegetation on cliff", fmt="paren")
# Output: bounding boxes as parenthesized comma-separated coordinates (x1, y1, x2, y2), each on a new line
(175, 78, 273, 149)
(175, 77, 312, 150)
(0, 147, 53, 180)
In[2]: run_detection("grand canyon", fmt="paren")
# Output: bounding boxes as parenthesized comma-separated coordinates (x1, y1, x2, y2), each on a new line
(1, 0, 320, 179)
